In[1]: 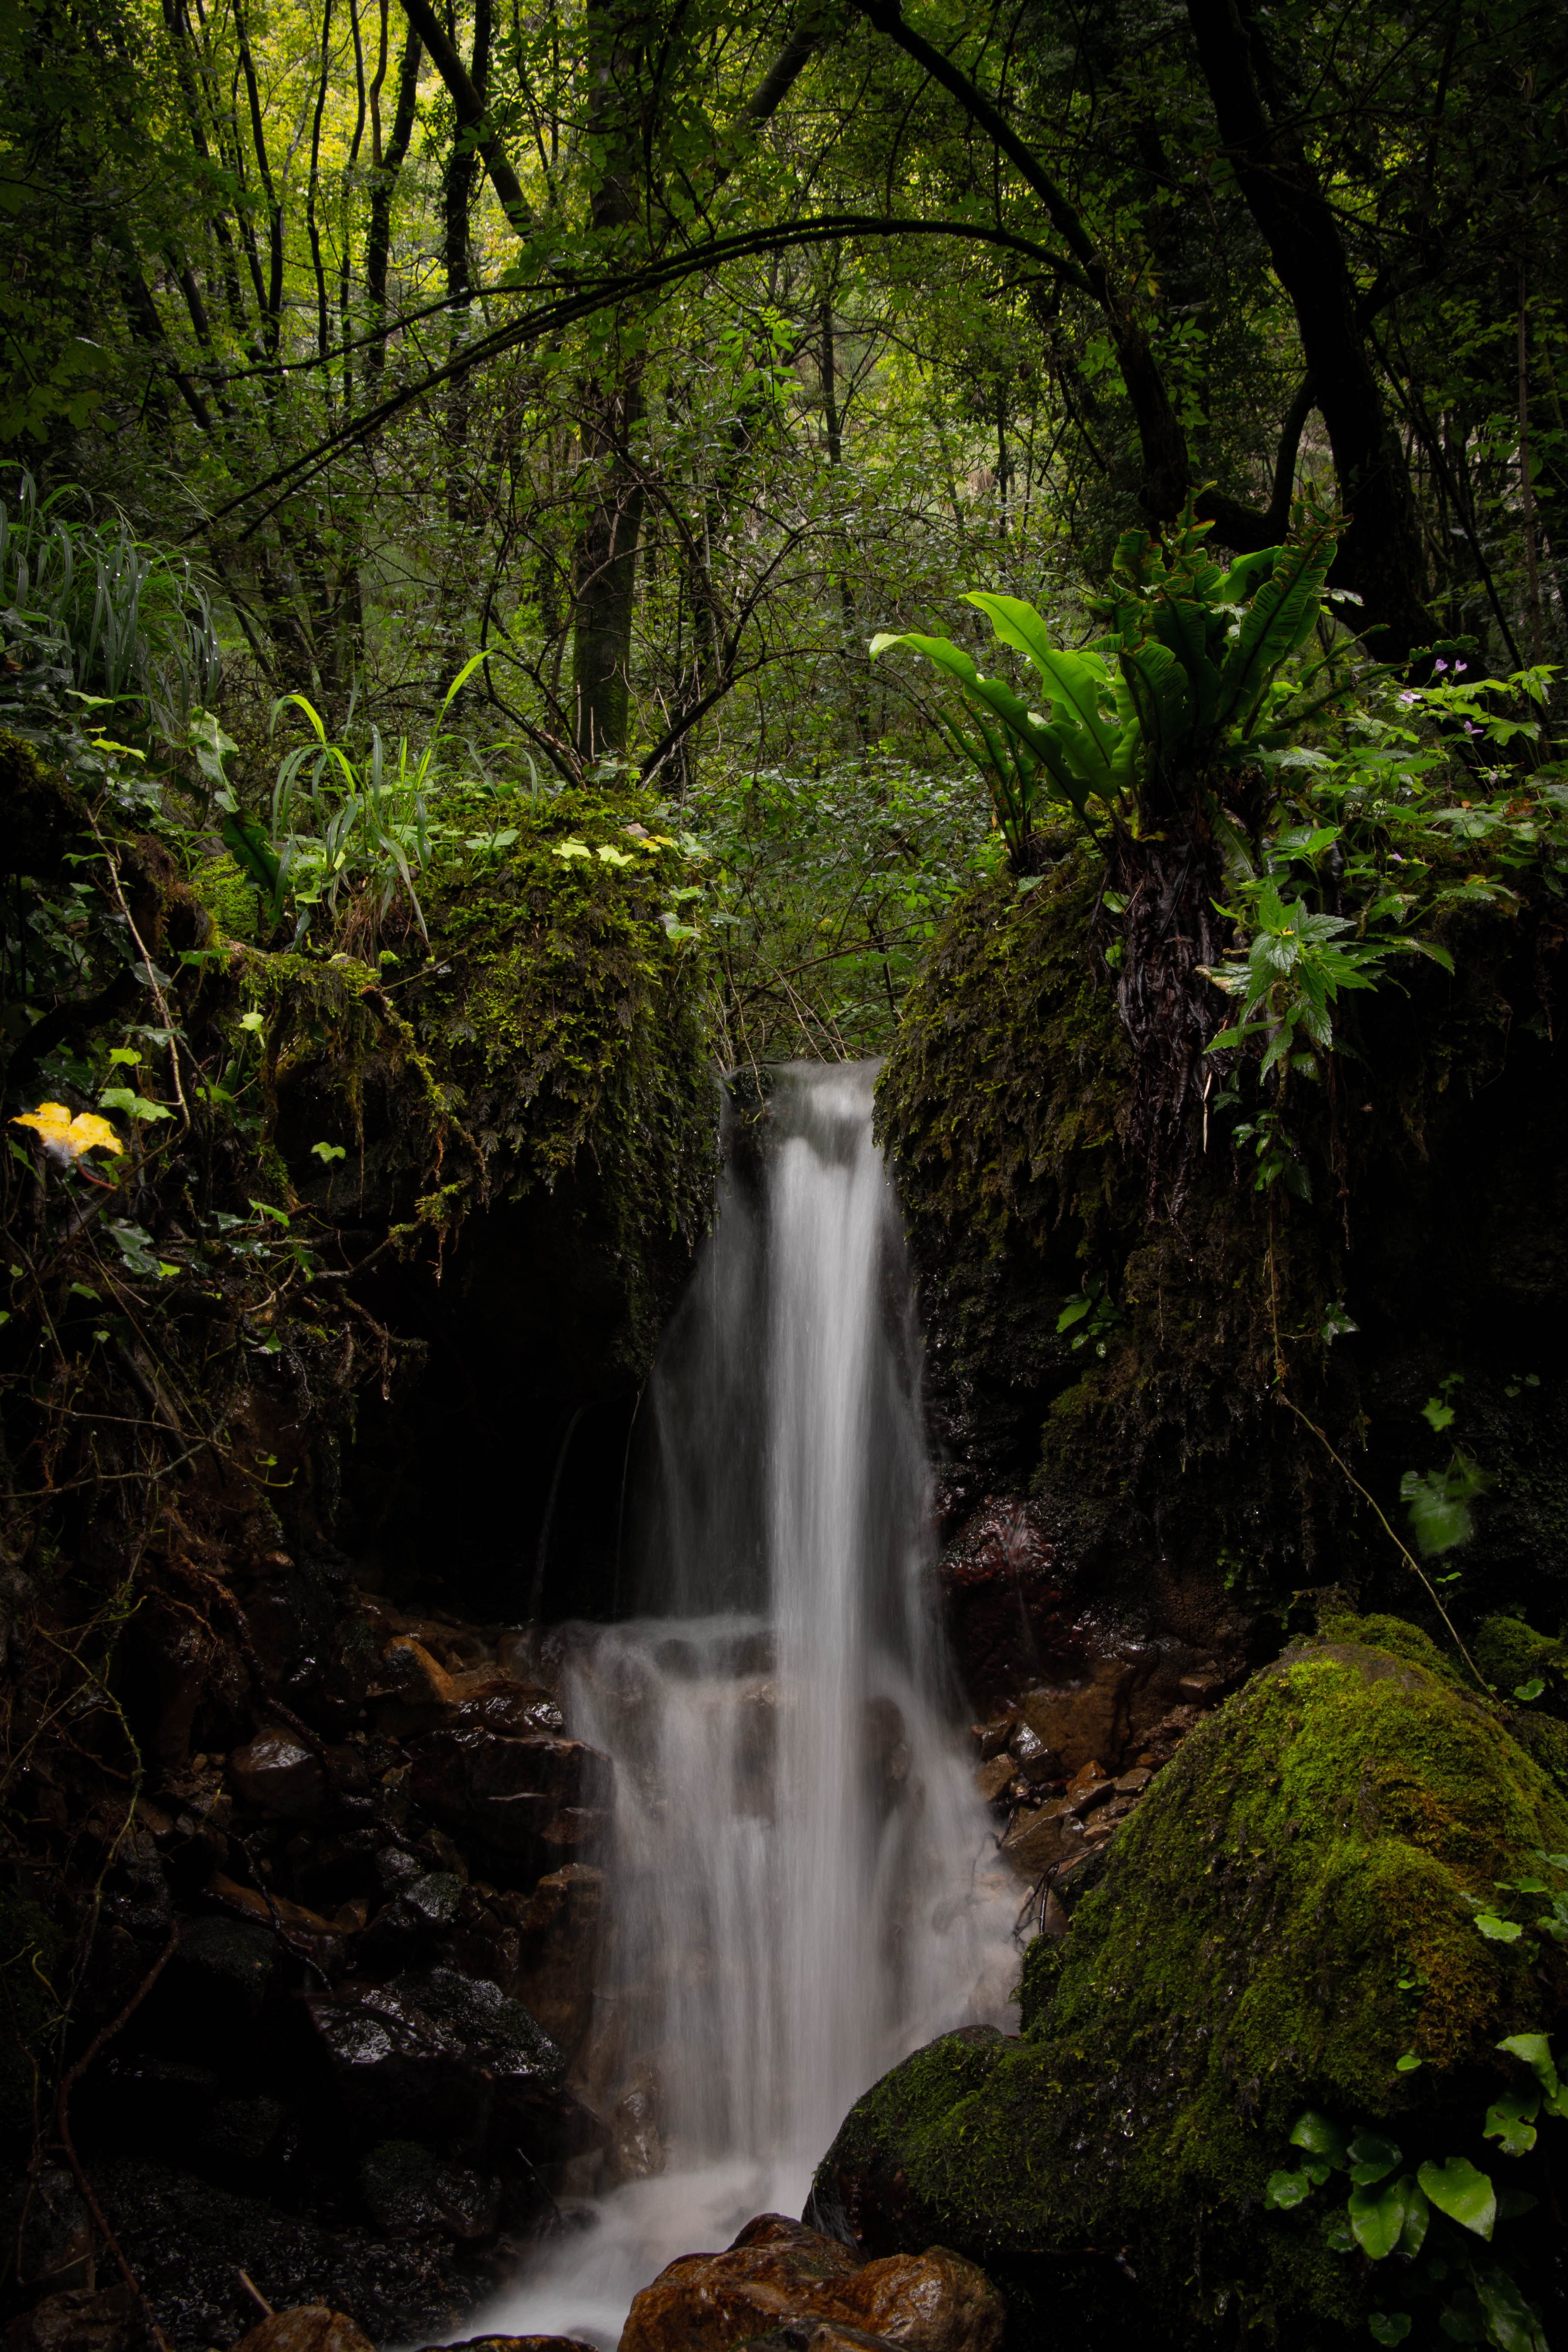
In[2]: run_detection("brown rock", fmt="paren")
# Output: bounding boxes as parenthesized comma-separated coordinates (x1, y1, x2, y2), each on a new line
(999, 1801, 1084, 1880)
(619, 2221, 1002, 2352)
(6, 2290, 131, 2352)
(511, 1864, 605, 2054)
(969, 1718, 1012, 1763)
(605, 2057, 665, 2186)
(972, 1756, 1013, 1808)
(410, 1730, 612, 1864)
(228, 1731, 326, 1819)
(426, 2340, 598, 2352)
(1114, 1767, 1152, 1796)
(837, 2249, 1004, 2352)
(230, 2311, 375, 2352)
(619, 2217, 863, 2352)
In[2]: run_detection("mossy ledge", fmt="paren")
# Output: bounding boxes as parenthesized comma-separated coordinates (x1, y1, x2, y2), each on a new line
(810, 1629, 1568, 2345)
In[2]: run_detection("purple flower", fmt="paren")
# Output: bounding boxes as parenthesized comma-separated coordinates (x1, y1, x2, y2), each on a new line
(1434, 658, 1448, 673)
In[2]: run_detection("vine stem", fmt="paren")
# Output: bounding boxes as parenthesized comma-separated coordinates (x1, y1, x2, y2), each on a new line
(1265, 1194, 1488, 1694)
(1274, 1390, 1488, 1694)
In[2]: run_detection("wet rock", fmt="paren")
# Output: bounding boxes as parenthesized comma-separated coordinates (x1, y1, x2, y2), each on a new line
(357, 1870, 462, 1974)
(18, 2169, 95, 2295)
(229, 2309, 376, 2352)
(1017, 1656, 1149, 1779)
(1008, 1723, 1053, 1782)
(409, 1730, 611, 1868)
(5, 2288, 132, 2352)
(831, 2249, 1004, 2352)
(303, 1965, 570, 2151)
(604, 2057, 664, 2186)
(933, 1500, 1068, 1706)
(358, 2142, 499, 2240)
(998, 1801, 1082, 1880)
(421, 2339, 597, 2352)
(620, 2216, 1002, 2352)
(968, 1717, 1012, 1763)
(205, 1873, 348, 1972)
(971, 1757, 1012, 1808)
(619, 2215, 862, 2352)
(94, 2157, 486, 2351)
(228, 1732, 327, 1820)
(508, 1865, 603, 2055)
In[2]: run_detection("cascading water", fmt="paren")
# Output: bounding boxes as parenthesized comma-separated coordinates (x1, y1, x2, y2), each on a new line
(480, 1063, 1016, 2346)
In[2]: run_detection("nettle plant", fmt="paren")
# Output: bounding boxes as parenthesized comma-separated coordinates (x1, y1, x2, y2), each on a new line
(1262, 2028, 1566, 2350)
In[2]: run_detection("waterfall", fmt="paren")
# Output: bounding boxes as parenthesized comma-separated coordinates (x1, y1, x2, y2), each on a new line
(481, 1062, 1016, 2346)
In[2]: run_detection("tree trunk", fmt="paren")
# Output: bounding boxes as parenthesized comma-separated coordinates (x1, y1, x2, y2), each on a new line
(1185, 0, 1434, 663)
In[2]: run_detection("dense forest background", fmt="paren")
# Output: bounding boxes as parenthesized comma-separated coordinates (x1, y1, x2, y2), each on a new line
(4, 0, 1566, 1056)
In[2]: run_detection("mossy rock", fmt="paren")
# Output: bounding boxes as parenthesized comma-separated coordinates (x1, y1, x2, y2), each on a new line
(877, 854, 1568, 1629)
(809, 1635, 1568, 2346)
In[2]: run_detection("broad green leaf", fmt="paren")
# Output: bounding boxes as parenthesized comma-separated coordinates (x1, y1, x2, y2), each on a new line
(1291, 2110, 1348, 2167)
(1496, 2033, 1559, 2099)
(1473, 2261, 1548, 2352)
(1473, 1912, 1523, 1943)
(1396, 2178, 1430, 2258)
(1347, 2131, 1403, 2186)
(1348, 2175, 1409, 2259)
(1417, 2155, 1495, 2240)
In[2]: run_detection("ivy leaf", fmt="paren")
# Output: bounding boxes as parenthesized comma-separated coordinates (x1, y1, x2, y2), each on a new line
(1496, 2033, 1562, 2105)
(1291, 2110, 1349, 2168)
(1474, 1912, 1523, 1942)
(1368, 2318, 1412, 2346)
(1348, 2174, 1410, 2259)
(1482, 2093, 1538, 2157)
(1264, 2169, 1313, 2210)
(98, 1086, 172, 1123)
(1347, 2131, 1403, 2186)
(1416, 2156, 1495, 2240)
(1472, 2261, 1549, 2352)
(1513, 1677, 1545, 1702)
(310, 1142, 346, 1163)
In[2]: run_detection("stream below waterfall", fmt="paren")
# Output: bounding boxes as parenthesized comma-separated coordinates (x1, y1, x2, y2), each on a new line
(474, 1062, 1018, 2348)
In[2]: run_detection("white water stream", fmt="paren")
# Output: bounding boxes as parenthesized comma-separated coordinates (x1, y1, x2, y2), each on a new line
(478, 1063, 1016, 2346)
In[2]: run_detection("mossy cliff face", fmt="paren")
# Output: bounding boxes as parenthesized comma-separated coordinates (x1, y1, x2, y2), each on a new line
(876, 850, 1568, 1644)
(810, 1632, 1568, 2345)
(191, 787, 720, 1615)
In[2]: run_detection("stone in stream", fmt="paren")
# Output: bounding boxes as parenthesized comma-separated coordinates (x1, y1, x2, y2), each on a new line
(619, 2214, 1003, 2352)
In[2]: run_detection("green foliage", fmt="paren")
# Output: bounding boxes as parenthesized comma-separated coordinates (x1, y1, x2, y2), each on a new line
(1260, 2037, 1568, 2352)
(870, 500, 1348, 864)
(0, 468, 220, 740)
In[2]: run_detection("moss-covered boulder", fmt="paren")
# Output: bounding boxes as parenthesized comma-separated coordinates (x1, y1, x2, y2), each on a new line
(189, 785, 720, 1615)
(876, 850, 1568, 1635)
(809, 1632, 1568, 2346)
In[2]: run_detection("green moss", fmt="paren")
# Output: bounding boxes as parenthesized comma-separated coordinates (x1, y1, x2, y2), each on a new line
(813, 1636, 1568, 2344)
(1474, 1614, 1568, 1693)
(1317, 1608, 1469, 1691)
(190, 850, 260, 943)
(877, 852, 1568, 1623)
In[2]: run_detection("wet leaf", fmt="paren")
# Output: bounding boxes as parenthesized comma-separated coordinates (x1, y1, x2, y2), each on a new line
(1417, 2156, 1495, 2240)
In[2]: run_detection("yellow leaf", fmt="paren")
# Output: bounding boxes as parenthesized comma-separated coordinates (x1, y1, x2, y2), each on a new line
(11, 1104, 125, 1162)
